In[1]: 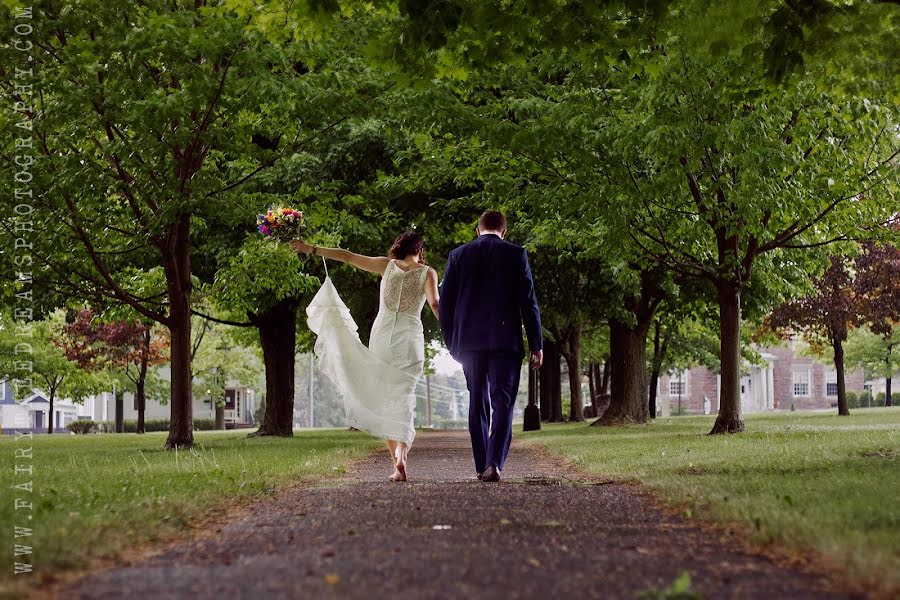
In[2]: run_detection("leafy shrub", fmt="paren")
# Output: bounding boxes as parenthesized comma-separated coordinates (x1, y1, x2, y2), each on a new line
(194, 418, 216, 431)
(97, 418, 218, 432)
(67, 420, 96, 434)
(874, 392, 900, 407)
(846, 391, 860, 409)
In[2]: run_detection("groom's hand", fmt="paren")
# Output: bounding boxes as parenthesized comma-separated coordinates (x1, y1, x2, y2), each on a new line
(529, 350, 543, 370)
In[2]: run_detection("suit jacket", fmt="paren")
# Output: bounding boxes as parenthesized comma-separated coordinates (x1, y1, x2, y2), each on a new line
(439, 233, 542, 359)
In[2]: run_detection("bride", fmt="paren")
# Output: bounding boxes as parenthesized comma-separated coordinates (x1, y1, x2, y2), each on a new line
(292, 232, 440, 482)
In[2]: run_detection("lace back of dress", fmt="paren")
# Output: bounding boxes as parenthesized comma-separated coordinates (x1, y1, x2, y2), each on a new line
(381, 260, 429, 315)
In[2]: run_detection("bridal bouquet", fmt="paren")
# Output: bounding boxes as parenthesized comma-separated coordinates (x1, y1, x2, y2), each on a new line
(257, 207, 307, 243)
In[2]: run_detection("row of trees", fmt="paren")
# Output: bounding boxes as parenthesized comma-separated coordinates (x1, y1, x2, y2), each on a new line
(1, 1, 896, 447)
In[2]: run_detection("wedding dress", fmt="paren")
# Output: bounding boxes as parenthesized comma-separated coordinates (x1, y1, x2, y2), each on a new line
(306, 258, 429, 447)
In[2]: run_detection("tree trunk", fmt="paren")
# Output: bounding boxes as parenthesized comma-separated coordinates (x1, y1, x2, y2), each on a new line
(135, 378, 146, 434)
(115, 388, 124, 433)
(560, 325, 584, 422)
(648, 321, 661, 419)
(164, 213, 194, 450)
(596, 318, 651, 425)
(833, 338, 849, 416)
(136, 328, 150, 434)
(215, 404, 226, 430)
(600, 358, 610, 394)
(885, 342, 893, 407)
(252, 297, 299, 437)
(710, 280, 745, 434)
(549, 342, 563, 422)
(48, 388, 55, 434)
(539, 338, 563, 422)
(586, 361, 596, 418)
(590, 361, 610, 419)
(648, 368, 660, 420)
(539, 342, 551, 422)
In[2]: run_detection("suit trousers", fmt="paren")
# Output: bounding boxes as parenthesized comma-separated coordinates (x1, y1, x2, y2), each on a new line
(458, 351, 522, 473)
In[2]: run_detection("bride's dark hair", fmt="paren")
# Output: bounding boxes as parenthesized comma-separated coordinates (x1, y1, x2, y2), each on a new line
(388, 231, 425, 262)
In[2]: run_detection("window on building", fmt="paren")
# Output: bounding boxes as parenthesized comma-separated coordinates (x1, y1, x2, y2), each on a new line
(825, 370, 838, 397)
(792, 368, 811, 397)
(668, 371, 689, 396)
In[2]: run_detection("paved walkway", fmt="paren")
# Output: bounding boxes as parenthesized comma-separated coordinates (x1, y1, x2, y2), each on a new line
(59, 431, 856, 599)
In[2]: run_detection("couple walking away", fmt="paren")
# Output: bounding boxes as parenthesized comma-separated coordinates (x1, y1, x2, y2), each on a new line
(294, 211, 543, 482)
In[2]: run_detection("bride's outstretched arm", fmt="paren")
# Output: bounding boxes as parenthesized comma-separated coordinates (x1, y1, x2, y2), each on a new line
(425, 268, 440, 320)
(291, 240, 390, 275)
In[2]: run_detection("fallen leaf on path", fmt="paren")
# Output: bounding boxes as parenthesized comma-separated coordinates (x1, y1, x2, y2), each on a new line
(324, 573, 340, 585)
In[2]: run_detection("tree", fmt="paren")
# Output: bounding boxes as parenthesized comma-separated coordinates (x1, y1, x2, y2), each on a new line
(399, 1, 897, 435)
(647, 300, 720, 419)
(529, 250, 614, 422)
(190, 317, 263, 430)
(208, 238, 319, 435)
(854, 226, 900, 406)
(57, 309, 169, 433)
(607, 24, 896, 433)
(0, 311, 105, 433)
(844, 327, 900, 398)
(761, 257, 857, 415)
(0, 2, 377, 447)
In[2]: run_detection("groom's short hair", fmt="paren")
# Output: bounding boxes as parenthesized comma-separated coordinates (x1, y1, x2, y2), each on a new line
(479, 210, 507, 233)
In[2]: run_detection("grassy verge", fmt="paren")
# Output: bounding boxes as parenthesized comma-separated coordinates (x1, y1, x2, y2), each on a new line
(521, 408, 899, 593)
(0, 429, 377, 595)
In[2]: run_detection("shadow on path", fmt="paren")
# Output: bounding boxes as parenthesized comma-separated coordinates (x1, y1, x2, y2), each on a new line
(59, 431, 855, 599)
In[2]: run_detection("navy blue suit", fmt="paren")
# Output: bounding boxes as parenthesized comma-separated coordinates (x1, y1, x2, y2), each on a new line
(439, 234, 542, 473)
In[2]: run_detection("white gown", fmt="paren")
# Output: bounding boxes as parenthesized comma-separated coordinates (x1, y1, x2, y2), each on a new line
(306, 258, 429, 447)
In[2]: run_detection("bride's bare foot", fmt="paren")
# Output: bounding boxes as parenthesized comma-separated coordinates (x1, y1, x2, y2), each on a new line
(389, 445, 408, 482)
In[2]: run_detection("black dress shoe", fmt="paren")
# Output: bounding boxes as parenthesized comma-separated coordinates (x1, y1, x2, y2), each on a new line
(476, 471, 484, 480)
(482, 466, 501, 482)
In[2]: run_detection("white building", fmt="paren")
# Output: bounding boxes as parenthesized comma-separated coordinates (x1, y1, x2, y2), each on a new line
(1, 380, 81, 433)
(1, 375, 257, 433)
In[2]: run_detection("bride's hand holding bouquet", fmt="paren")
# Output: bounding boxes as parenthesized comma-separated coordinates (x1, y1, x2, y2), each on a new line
(290, 239, 315, 255)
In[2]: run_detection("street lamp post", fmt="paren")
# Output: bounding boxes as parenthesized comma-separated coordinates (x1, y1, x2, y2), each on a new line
(308, 353, 314, 428)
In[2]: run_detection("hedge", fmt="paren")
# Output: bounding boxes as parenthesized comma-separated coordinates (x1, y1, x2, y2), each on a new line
(97, 418, 218, 433)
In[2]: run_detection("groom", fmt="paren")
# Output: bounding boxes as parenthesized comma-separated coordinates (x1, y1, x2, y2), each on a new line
(439, 211, 543, 483)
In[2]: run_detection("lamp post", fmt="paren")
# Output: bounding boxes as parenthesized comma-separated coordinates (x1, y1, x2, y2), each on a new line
(308, 353, 315, 428)
(677, 372, 683, 416)
(425, 374, 432, 428)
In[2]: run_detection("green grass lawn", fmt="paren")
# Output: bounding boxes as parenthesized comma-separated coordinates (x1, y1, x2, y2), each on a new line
(0, 429, 377, 595)
(522, 408, 900, 593)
